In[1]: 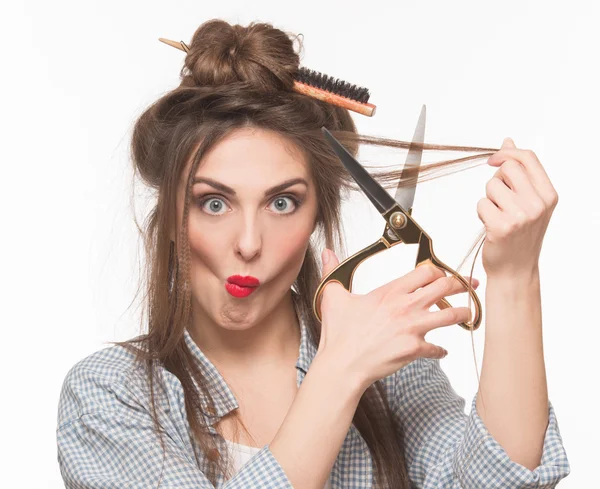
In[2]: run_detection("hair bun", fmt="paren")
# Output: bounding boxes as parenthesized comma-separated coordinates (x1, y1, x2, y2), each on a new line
(179, 19, 301, 92)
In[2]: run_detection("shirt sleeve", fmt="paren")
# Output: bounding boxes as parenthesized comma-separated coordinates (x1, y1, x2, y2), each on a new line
(57, 359, 294, 489)
(392, 357, 571, 489)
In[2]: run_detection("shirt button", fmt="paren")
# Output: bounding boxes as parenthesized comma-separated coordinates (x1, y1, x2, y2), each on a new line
(206, 406, 216, 415)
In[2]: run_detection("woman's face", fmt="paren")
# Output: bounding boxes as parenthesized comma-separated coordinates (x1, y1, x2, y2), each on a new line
(174, 127, 319, 331)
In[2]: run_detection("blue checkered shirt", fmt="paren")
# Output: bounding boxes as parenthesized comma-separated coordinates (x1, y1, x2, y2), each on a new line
(57, 315, 570, 488)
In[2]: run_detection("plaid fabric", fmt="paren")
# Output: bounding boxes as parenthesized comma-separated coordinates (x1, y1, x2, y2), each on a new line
(57, 315, 570, 488)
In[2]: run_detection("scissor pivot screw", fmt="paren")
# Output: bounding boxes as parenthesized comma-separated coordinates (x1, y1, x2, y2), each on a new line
(390, 211, 407, 229)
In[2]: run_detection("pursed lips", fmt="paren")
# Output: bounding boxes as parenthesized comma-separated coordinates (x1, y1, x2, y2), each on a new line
(226, 275, 260, 287)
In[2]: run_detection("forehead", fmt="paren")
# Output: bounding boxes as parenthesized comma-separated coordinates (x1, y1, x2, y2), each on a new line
(193, 127, 309, 182)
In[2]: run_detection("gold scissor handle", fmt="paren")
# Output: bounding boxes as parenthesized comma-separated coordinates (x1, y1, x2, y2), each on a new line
(312, 238, 391, 323)
(414, 231, 482, 331)
(312, 209, 482, 332)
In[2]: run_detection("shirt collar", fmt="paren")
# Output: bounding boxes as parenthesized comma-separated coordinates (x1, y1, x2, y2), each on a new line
(183, 301, 318, 423)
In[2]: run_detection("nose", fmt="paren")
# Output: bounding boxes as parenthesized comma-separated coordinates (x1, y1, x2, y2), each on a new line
(234, 212, 262, 262)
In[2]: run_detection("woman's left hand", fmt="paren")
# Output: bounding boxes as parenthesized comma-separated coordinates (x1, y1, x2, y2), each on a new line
(476, 138, 559, 278)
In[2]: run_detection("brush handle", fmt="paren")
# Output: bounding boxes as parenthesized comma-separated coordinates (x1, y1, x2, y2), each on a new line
(293, 81, 376, 117)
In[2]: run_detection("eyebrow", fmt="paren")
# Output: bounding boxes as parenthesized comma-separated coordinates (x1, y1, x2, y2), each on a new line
(192, 177, 309, 197)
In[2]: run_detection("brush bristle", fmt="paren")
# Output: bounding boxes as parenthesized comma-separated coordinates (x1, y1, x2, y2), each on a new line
(295, 67, 371, 103)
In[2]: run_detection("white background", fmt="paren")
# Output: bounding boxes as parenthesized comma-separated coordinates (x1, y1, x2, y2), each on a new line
(2, 1, 598, 487)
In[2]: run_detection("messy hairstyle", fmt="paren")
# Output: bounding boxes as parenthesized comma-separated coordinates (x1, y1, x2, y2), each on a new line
(119, 18, 498, 488)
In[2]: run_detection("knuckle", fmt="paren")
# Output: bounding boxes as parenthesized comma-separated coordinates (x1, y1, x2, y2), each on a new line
(404, 292, 419, 307)
(381, 298, 399, 318)
(429, 265, 444, 281)
(439, 277, 455, 297)
(504, 159, 520, 172)
(530, 199, 546, 217)
(476, 197, 490, 218)
(395, 294, 420, 317)
(448, 307, 465, 324)
(514, 209, 528, 225)
(444, 308, 459, 323)
(498, 221, 513, 236)
(367, 285, 387, 306)
(418, 264, 438, 282)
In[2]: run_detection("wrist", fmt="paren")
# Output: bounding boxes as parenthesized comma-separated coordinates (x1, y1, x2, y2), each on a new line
(311, 349, 367, 402)
(487, 266, 540, 286)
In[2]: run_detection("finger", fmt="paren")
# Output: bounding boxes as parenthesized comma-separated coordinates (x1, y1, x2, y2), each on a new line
(411, 275, 478, 310)
(493, 160, 546, 216)
(372, 264, 446, 304)
(419, 342, 448, 360)
(378, 263, 446, 299)
(477, 196, 503, 228)
(412, 306, 472, 334)
(502, 137, 517, 149)
(487, 141, 556, 204)
(486, 176, 522, 215)
(318, 248, 346, 317)
(493, 157, 536, 196)
(321, 248, 340, 278)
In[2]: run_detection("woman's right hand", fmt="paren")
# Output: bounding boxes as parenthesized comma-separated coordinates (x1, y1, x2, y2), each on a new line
(315, 248, 479, 392)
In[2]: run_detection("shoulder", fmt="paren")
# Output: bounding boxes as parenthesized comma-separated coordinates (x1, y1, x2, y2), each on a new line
(66, 342, 139, 381)
(57, 342, 159, 429)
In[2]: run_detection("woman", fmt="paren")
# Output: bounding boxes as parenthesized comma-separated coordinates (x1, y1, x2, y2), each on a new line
(56, 19, 570, 489)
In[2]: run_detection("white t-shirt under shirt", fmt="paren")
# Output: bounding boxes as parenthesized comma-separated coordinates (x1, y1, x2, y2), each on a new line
(224, 438, 333, 488)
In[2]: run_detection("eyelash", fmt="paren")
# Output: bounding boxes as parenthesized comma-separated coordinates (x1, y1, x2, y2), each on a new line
(195, 194, 303, 217)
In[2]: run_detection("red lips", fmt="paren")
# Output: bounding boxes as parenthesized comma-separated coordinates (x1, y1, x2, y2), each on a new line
(227, 275, 260, 287)
(225, 275, 260, 298)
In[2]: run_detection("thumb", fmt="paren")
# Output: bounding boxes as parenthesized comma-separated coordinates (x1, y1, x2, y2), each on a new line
(318, 248, 343, 327)
(321, 248, 340, 278)
(501, 137, 516, 149)
(488, 137, 517, 167)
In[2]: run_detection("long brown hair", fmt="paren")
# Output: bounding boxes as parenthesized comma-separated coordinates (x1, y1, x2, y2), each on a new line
(118, 19, 499, 488)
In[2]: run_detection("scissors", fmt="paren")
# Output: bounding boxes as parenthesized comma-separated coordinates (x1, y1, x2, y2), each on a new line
(312, 105, 482, 331)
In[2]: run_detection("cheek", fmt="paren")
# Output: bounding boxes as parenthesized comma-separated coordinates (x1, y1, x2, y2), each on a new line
(269, 222, 313, 275)
(270, 201, 319, 276)
(187, 219, 224, 271)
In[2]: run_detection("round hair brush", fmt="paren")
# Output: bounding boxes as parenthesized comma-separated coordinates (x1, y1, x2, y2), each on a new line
(158, 37, 376, 117)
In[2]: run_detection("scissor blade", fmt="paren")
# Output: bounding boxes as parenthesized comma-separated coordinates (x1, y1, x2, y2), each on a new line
(321, 127, 397, 214)
(395, 104, 426, 212)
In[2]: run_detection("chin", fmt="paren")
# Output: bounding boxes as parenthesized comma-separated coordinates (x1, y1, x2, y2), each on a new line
(215, 293, 262, 325)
